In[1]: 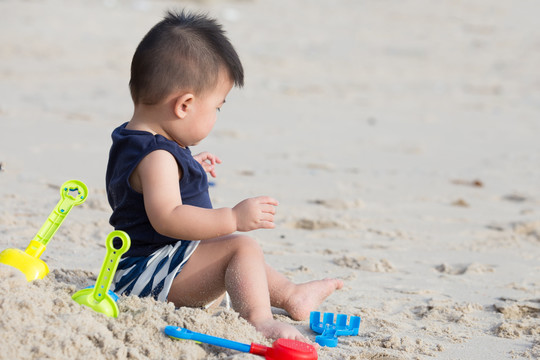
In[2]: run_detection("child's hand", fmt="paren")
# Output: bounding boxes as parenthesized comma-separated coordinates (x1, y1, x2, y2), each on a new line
(193, 152, 221, 178)
(233, 196, 279, 231)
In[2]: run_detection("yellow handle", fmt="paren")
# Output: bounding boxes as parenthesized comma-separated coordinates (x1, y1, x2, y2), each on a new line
(24, 240, 46, 258)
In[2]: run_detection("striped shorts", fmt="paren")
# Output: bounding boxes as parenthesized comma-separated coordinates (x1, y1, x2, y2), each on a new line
(112, 240, 199, 302)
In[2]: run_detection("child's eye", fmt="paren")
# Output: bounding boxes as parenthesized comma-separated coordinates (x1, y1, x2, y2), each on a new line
(216, 108, 221, 112)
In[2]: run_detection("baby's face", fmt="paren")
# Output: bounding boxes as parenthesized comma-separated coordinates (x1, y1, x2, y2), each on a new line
(179, 72, 233, 146)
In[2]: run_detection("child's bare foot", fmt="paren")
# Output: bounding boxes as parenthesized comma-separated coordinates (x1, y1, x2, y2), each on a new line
(284, 278, 344, 321)
(252, 317, 310, 342)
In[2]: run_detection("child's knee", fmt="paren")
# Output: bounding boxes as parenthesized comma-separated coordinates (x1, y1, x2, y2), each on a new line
(230, 235, 263, 256)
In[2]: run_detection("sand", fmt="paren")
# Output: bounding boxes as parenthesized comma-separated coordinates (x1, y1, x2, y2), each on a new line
(1, 0, 539, 359)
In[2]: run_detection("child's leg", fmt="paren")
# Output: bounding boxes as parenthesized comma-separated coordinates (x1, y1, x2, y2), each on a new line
(265, 264, 344, 321)
(167, 234, 308, 341)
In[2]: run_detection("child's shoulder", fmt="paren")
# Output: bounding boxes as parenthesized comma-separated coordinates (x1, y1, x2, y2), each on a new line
(111, 123, 192, 158)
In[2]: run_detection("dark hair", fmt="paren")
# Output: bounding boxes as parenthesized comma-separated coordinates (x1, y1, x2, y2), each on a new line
(129, 10, 244, 105)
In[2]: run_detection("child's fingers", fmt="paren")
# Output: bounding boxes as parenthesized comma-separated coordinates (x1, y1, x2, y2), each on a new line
(206, 165, 217, 178)
(260, 204, 276, 214)
(260, 211, 275, 222)
(259, 221, 275, 229)
(194, 152, 221, 166)
(198, 158, 219, 177)
(257, 196, 279, 206)
(205, 153, 221, 165)
(207, 153, 216, 165)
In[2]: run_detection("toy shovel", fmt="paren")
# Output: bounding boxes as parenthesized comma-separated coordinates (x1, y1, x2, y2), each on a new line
(165, 326, 318, 360)
(0, 180, 88, 281)
(72, 230, 130, 317)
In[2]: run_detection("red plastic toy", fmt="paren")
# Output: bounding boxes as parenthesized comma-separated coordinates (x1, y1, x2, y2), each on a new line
(165, 326, 317, 360)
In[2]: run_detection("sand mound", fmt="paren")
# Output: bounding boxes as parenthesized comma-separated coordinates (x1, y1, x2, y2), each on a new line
(434, 262, 495, 275)
(0, 266, 266, 360)
(494, 300, 540, 341)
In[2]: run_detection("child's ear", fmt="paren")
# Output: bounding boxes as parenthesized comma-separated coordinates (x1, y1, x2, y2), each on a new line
(173, 93, 194, 119)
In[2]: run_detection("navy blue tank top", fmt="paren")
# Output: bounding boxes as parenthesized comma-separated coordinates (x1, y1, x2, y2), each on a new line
(106, 122, 212, 257)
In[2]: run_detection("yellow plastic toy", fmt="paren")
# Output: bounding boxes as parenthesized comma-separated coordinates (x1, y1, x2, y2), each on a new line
(0, 180, 88, 281)
(72, 230, 130, 317)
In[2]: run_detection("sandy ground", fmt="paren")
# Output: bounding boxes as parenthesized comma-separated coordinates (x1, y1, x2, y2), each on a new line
(1, 0, 539, 359)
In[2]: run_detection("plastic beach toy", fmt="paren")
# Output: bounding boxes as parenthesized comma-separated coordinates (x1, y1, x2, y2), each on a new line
(310, 311, 361, 347)
(0, 180, 88, 281)
(165, 326, 318, 360)
(72, 230, 130, 317)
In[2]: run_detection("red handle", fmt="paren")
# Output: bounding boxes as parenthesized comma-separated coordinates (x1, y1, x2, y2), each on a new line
(249, 343, 269, 356)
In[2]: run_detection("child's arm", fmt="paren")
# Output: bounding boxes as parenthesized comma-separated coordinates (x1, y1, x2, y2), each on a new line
(132, 149, 277, 241)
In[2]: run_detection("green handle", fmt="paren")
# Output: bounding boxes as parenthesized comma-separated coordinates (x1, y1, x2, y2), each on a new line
(32, 180, 88, 247)
(91, 231, 130, 303)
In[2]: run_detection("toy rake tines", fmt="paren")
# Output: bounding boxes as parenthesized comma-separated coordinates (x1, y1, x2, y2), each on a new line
(310, 311, 361, 337)
(310, 311, 361, 347)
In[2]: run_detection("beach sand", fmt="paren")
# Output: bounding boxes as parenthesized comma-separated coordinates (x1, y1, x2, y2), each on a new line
(1, 0, 539, 359)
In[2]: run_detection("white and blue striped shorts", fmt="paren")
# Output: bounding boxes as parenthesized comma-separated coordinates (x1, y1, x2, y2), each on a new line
(112, 240, 199, 302)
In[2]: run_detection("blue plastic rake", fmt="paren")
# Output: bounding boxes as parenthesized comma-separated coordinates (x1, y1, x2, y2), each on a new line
(309, 311, 361, 347)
